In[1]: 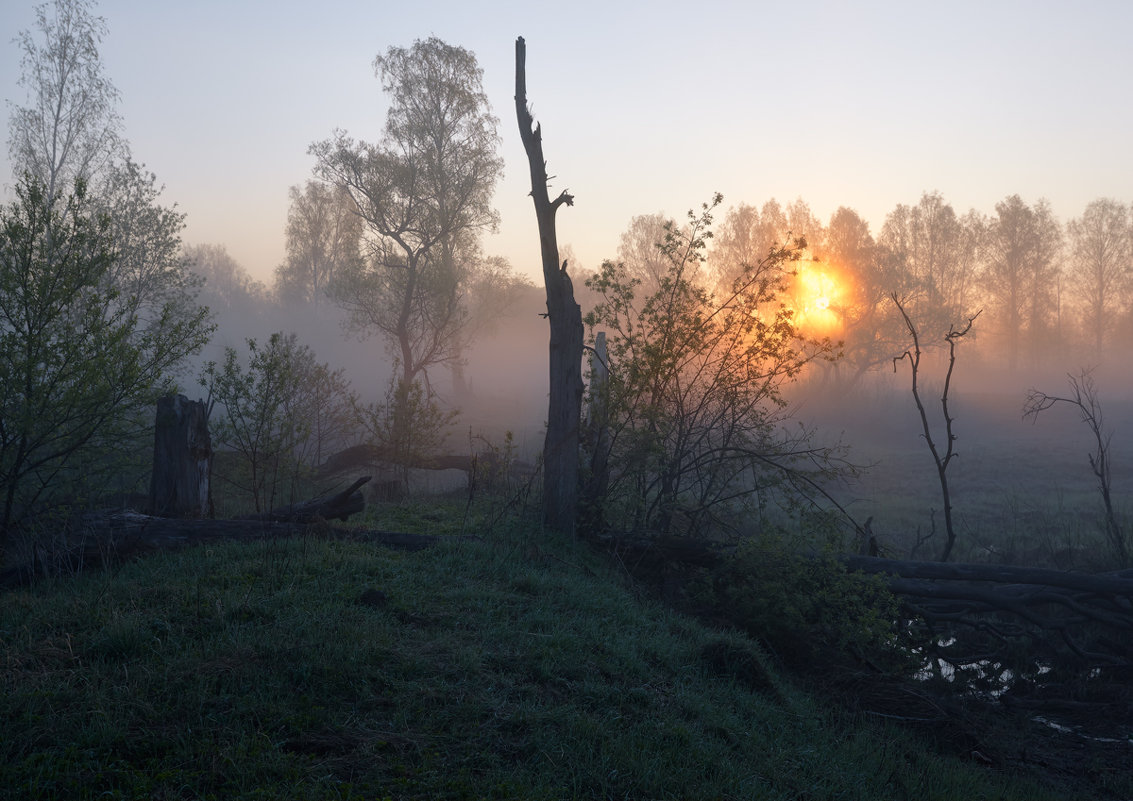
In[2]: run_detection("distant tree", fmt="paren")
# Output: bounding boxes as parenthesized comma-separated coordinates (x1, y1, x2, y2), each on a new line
(183, 243, 266, 310)
(785, 198, 825, 254)
(953, 208, 988, 317)
(877, 192, 980, 329)
(8, 0, 123, 205)
(982, 196, 1062, 370)
(450, 254, 533, 397)
(0, 179, 212, 559)
(815, 206, 911, 385)
(616, 213, 675, 298)
(275, 180, 362, 306)
(1065, 198, 1131, 358)
(311, 37, 503, 388)
(9, 0, 204, 340)
(710, 200, 788, 290)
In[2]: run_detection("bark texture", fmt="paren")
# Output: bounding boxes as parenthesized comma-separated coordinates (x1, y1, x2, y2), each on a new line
(148, 394, 211, 518)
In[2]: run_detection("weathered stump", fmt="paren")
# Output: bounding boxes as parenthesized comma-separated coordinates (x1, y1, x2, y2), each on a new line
(149, 394, 211, 518)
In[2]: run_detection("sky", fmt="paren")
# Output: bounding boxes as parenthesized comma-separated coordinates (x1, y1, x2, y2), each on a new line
(1, 0, 1132, 285)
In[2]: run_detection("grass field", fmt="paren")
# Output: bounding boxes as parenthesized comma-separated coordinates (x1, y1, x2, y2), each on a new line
(0, 508, 1086, 800)
(806, 378, 1133, 567)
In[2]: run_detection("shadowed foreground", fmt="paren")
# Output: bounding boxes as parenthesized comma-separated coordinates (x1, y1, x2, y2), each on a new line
(0, 519, 1113, 800)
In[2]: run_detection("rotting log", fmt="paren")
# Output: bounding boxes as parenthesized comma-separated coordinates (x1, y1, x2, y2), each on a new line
(0, 476, 444, 590)
(843, 554, 1133, 678)
(249, 476, 371, 523)
(591, 532, 1133, 675)
(843, 554, 1133, 597)
(316, 444, 534, 483)
(0, 515, 439, 591)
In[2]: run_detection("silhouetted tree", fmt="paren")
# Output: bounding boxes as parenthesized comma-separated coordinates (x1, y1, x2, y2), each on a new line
(891, 293, 980, 562)
(515, 36, 583, 535)
(586, 196, 843, 538)
(1025, 369, 1128, 566)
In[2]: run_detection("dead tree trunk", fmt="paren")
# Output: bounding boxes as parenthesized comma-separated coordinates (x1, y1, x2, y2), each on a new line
(149, 394, 211, 518)
(515, 36, 585, 535)
(580, 331, 611, 536)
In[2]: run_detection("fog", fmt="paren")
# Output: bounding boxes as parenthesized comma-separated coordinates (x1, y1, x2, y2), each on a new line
(794, 354, 1133, 564)
(188, 227, 1133, 566)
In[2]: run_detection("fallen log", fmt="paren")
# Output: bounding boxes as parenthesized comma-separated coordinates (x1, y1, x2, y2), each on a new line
(316, 444, 535, 482)
(843, 554, 1133, 598)
(0, 515, 439, 591)
(840, 554, 1133, 680)
(591, 533, 1133, 683)
(0, 476, 443, 590)
(248, 476, 371, 523)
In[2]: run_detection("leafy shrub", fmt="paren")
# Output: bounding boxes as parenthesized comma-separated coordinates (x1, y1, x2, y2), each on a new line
(583, 195, 843, 538)
(201, 332, 354, 513)
(352, 374, 457, 493)
(693, 533, 912, 674)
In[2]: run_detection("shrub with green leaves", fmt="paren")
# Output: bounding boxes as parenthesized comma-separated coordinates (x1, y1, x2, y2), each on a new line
(353, 374, 457, 493)
(694, 534, 911, 673)
(201, 332, 354, 513)
(0, 178, 211, 561)
(584, 194, 844, 538)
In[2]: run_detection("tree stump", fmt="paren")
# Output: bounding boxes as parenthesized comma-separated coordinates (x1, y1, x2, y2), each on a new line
(149, 394, 212, 518)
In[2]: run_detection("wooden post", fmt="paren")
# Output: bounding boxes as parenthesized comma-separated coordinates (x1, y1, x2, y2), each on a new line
(515, 36, 585, 534)
(149, 394, 212, 518)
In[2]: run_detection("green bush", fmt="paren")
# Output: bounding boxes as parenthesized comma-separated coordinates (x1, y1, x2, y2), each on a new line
(694, 534, 912, 674)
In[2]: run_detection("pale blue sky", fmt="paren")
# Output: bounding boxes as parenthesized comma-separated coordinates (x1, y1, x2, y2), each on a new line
(2, 0, 1131, 283)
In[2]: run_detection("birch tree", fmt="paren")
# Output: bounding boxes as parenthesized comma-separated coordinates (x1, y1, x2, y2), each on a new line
(1066, 198, 1131, 357)
(312, 37, 503, 387)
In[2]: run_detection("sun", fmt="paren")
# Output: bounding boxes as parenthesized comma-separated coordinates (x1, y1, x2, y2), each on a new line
(791, 262, 842, 334)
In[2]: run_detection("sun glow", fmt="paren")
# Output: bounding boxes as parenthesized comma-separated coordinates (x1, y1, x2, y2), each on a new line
(791, 262, 843, 334)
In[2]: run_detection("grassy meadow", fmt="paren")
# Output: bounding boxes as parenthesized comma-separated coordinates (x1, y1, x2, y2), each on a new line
(806, 376, 1133, 567)
(0, 504, 1089, 801)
